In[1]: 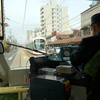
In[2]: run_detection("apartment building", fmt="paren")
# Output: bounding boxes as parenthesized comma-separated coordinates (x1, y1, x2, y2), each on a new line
(40, 0, 71, 39)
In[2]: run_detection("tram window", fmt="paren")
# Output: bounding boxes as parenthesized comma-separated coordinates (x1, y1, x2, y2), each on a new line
(34, 39, 45, 50)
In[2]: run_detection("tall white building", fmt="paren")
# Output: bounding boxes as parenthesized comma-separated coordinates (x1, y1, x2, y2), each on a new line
(40, 0, 71, 38)
(26, 30, 33, 41)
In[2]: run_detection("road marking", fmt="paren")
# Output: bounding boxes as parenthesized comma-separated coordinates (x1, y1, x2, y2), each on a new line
(8, 52, 18, 60)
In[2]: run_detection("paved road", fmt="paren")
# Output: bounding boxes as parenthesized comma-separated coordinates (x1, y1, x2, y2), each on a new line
(4, 49, 19, 67)
(10, 48, 30, 68)
(4, 48, 44, 68)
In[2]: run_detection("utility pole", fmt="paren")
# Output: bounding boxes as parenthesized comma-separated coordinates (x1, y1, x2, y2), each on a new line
(0, 0, 4, 42)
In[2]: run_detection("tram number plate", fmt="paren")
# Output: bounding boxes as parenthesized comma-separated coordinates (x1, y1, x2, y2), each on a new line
(24, 75, 30, 83)
(59, 68, 67, 73)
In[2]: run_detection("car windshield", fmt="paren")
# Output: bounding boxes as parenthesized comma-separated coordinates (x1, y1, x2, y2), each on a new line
(2, 0, 95, 68)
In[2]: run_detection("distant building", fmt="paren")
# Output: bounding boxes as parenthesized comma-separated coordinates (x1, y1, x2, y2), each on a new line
(34, 26, 42, 37)
(26, 30, 33, 41)
(40, 0, 71, 39)
(73, 30, 81, 37)
(50, 31, 72, 43)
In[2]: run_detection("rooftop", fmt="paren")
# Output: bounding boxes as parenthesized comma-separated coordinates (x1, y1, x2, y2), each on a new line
(50, 34, 92, 44)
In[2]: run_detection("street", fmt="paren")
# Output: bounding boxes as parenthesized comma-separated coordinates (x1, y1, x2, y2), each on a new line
(4, 49, 19, 67)
(4, 48, 42, 68)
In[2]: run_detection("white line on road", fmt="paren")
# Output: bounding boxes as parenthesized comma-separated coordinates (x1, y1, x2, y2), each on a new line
(8, 52, 18, 60)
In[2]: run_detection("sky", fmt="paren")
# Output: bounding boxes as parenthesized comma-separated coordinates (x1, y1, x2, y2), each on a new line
(4, 0, 92, 44)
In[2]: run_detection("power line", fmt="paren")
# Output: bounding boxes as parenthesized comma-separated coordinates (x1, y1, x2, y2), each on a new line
(22, 0, 28, 33)
(66, 0, 76, 6)
(57, 0, 64, 5)
(54, 16, 90, 31)
(46, 16, 91, 33)
(58, 0, 67, 6)
(6, 19, 39, 26)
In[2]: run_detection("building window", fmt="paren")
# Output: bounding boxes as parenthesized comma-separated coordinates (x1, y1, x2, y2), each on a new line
(42, 32, 44, 34)
(52, 21, 54, 24)
(57, 12, 61, 15)
(52, 29, 54, 32)
(58, 29, 62, 32)
(57, 17, 61, 19)
(52, 25, 54, 28)
(41, 7, 44, 11)
(58, 25, 62, 27)
(52, 8, 55, 11)
(58, 21, 62, 23)
(57, 8, 62, 12)
(52, 12, 56, 16)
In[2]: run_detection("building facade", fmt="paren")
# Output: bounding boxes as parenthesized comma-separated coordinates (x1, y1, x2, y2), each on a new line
(26, 30, 33, 41)
(81, 2, 100, 36)
(40, 0, 71, 39)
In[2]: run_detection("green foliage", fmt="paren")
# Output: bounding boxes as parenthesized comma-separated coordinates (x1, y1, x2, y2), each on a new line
(4, 39, 11, 53)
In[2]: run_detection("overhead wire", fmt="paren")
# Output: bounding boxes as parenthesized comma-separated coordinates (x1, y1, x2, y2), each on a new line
(20, 0, 28, 44)
(57, 0, 64, 5)
(6, 19, 40, 26)
(46, 15, 91, 35)
(66, 0, 76, 6)
(53, 17, 90, 31)
(22, 0, 28, 33)
(59, 0, 68, 6)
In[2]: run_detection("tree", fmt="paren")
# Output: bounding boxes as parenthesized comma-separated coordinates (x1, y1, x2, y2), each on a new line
(4, 39, 11, 53)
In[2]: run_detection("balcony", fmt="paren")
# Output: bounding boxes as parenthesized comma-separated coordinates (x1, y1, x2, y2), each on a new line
(40, 7, 44, 11)
(41, 11, 44, 15)
(41, 23, 45, 26)
(41, 15, 44, 19)
(41, 19, 44, 23)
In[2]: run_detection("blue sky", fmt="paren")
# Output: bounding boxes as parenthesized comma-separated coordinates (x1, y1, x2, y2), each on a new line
(4, 0, 92, 44)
